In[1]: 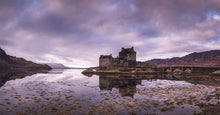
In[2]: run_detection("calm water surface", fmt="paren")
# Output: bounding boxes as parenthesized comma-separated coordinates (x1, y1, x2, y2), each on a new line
(0, 69, 219, 115)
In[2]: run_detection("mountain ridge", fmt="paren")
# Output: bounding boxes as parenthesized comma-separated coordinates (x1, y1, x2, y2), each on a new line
(143, 50, 220, 67)
(45, 63, 70, 69)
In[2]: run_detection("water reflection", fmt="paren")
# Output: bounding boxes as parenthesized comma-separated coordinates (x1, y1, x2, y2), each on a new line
(0, 70, 49, 87)
(98, 74, 220, 98)
(99, 75, 141, 97)
(0, 69, 219, 114)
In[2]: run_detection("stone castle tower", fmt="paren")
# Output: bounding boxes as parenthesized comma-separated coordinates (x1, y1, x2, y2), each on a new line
(119, 47, 136, 61)
(99, 47, 141, 69)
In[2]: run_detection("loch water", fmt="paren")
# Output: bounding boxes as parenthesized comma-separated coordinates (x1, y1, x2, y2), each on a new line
(0, 69, 219, 115)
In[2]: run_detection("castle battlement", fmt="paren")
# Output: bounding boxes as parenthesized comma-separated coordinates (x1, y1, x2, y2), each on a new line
(100, 55, 112, 58)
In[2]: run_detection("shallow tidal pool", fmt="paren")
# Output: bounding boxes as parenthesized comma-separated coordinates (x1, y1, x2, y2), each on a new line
(0, 69, 219, 115)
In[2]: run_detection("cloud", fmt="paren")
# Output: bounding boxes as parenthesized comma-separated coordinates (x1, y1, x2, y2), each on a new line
(0, 0, 31, 23)
(0, 0, 220, 67)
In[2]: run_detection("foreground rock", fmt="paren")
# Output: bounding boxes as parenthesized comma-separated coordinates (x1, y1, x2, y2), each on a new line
(212, 70, 220, 75)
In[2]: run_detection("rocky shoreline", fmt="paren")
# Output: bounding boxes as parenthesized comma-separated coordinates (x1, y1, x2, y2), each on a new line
(82, 67, 161, 76)
(82, 67, 220, 77)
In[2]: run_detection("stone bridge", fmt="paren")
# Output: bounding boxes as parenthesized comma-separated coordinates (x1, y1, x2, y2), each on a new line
(153, 66, 220, 74)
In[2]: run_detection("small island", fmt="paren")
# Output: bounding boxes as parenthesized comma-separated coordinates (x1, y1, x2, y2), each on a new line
(82, 47, 160, 75)
(82, 47, 220, 76)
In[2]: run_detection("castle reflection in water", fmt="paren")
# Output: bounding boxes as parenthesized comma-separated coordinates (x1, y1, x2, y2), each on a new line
(99, 75, 142, 97)
(97, 74, 220, 97)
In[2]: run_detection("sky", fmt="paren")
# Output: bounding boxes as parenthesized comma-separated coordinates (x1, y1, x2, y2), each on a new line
(0, 0, 220, 67)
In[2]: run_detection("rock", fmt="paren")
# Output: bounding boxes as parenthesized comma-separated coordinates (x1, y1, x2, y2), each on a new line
(212, 70, 220, 74)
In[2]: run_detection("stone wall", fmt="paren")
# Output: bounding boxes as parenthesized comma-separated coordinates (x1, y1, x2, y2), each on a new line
(99, 55, 113, 69)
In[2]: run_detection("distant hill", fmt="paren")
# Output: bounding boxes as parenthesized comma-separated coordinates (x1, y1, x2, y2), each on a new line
(89, 66, 99, 70)
(46, 63, 70, 69)
(45, 63, 94, 69)
(143, 50, 220, 67)
(0, 48, 51, 71)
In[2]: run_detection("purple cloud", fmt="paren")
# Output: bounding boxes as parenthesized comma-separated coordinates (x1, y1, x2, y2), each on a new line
(0, 0, 220, 67)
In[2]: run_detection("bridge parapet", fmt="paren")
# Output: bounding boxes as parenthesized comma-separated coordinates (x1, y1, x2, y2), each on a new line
(153, 66, 220, 74)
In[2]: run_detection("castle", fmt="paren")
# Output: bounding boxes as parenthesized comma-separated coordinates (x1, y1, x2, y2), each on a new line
(99, 47, 142, 69)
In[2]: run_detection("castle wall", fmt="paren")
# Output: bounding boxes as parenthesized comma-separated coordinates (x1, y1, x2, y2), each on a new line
(130, 52, 136, 61)
(119, 52, 136, 61)
(112, 58, 119, 66)
(136, 61, 142, 67)
(99, 55, 113, 69)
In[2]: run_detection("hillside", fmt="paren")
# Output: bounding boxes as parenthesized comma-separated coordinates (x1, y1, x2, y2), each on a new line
(0, 48, 51, 71)
(46, 63, 70, 69)
(143, 50, 220, 67)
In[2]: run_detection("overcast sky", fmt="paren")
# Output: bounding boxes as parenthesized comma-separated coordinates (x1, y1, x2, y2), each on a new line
(0, 0, 220, 67)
